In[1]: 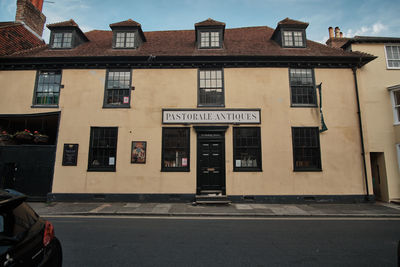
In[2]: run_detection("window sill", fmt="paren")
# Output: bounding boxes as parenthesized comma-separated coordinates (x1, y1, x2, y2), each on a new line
(291, 104, 318, 108)
(197, 104, 225, 108)
(103, 105, 131, 109)
(234, 168, 262, 172)
(161, 168, 190, 172)
(293, 168, 322, 172)
(31, 105, 59, 108)
(87, 168, 116, 172)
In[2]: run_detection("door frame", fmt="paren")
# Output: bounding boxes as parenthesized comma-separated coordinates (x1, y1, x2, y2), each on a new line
(194, 126, 228, 195)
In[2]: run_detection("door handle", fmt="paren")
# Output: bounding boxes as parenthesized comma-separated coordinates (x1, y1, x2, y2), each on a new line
(207, 168, 215, 172)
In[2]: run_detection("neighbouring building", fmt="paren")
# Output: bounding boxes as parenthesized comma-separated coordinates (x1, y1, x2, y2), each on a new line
(0, 5, 376, 202)
(0, 0, 46, 56)
(327, 28, 400, 203)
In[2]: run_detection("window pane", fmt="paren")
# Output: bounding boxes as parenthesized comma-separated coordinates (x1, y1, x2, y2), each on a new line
(283, 31, 293, 46)
(162, 128, 190, 170)
(88, 127, 118, 170)
(116, 32, 125, 48)
(386, 46, 400, 68)
(394, 91, 400, 105)
(292, 127, 321, 170)
(126, 32, 135, 48)
(53, 33, 63, 48)
(200, 32, 210, 47)
(290, 69, 316, 105)
(199, 69, 224, 105)
(233, 127, 262, 171)
(210, 31, 220, 47)
(62, 32, 72, 48)
(293, 31, 303, 47)
(34, 70, 61, 105)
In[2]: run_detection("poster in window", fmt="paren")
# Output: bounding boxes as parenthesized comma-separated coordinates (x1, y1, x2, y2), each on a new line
(131, 141, 146, 164)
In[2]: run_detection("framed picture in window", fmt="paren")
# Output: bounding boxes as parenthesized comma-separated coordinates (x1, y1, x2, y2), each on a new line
(131, 141, 146, 164)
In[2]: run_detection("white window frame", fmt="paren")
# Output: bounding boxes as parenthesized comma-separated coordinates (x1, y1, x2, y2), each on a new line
(384, 44, 400, 69)
(397, 144, 400, 171)
(388, 85, 400, 125)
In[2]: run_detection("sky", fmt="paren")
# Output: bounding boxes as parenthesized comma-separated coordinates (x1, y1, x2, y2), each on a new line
(1, 0, 400, 44)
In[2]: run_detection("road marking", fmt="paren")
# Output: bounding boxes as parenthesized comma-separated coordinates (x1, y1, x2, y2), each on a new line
(89, 204, 111, 213)
(152, 204, 172, 213)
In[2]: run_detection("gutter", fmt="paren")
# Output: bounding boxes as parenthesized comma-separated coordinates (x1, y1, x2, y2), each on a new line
(352, 66, 370, 201)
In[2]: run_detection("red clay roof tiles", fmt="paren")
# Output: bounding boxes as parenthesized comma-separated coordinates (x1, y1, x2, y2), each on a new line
(110, 19, 141, 28)
(47, 19, 78, 28)
(7, 25, 363, 59)
(0, 22, 45, 56)
(195, 18, 226, 27)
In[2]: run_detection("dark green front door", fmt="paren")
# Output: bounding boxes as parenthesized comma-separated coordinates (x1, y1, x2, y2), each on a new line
(197, 133, 225, 194)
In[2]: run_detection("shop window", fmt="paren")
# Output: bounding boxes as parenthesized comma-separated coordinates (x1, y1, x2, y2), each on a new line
(385, 45, 400, 69)
(233, 127, 262, 171)
(289, 68, 317, 106)
(198, 69, 224, 106)
(103, 70, 132, 108)
(33, 70, 62, 107)
(51, 32, 72, 48)
(283, 30, 305, 47)
(292, 127, 321, 171)
(88, 127, 118, 171)
(162, 128, 190, 171)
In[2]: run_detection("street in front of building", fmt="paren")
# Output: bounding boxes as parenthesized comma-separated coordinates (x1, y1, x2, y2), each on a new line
(47, 216, 400, 267)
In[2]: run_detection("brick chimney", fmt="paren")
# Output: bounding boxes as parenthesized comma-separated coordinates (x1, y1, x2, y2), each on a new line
(326, 26, 349, 48)
(15, 0, 46, 37)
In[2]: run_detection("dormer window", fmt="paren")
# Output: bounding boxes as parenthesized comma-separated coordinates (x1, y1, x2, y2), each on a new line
(195, 18, 225, 49)
(47, 19, 89, 49)
(110, 19, 146, 50)
(200, 31, 221, 48)
(52, 32, 72, 48)
(283, 31, 304, 47)
(272, 18, 309, 48)
(115, 32, 135, 48)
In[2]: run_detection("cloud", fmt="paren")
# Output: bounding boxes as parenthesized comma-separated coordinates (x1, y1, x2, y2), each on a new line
(345, 22, 387, 37)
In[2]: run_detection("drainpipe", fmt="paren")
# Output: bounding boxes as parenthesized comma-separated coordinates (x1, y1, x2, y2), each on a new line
(352, 66, 370, 201)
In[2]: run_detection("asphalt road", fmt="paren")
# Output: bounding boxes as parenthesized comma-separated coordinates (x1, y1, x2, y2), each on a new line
(48, 216, 400, 267)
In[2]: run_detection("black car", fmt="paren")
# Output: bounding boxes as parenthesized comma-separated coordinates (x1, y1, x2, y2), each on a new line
(0, 189, 62, 266)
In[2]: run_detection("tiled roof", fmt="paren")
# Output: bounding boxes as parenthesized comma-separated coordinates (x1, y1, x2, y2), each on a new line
(195, 18, 226, 27)
(326, 37, 350, 48)
(110, 19, 141, 28)
(278, 18, 309, 26)
(341, 35, 400, 49)
(7, 25, 367, 59)
(47, 19, 78, 28)
(0, 22, 45, 56)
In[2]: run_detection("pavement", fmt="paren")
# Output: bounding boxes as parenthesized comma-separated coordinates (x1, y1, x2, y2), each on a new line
(28, 201, 400, 218)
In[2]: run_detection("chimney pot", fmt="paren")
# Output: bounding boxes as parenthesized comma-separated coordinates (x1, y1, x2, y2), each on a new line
(334, 27, 340, 38)
(31, 0, 44, 12)
(328, 27, 334, 38)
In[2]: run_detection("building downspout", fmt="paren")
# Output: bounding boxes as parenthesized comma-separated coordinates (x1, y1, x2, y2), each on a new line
(352, 66, 370, 201)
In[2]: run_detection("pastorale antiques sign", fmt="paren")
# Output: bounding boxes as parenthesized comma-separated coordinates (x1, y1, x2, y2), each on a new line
(162, 109, 261, 124)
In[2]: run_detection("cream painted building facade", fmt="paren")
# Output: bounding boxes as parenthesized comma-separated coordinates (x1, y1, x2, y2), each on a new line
(342, 38, 400, 202)
(0, 14, 376, 202)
